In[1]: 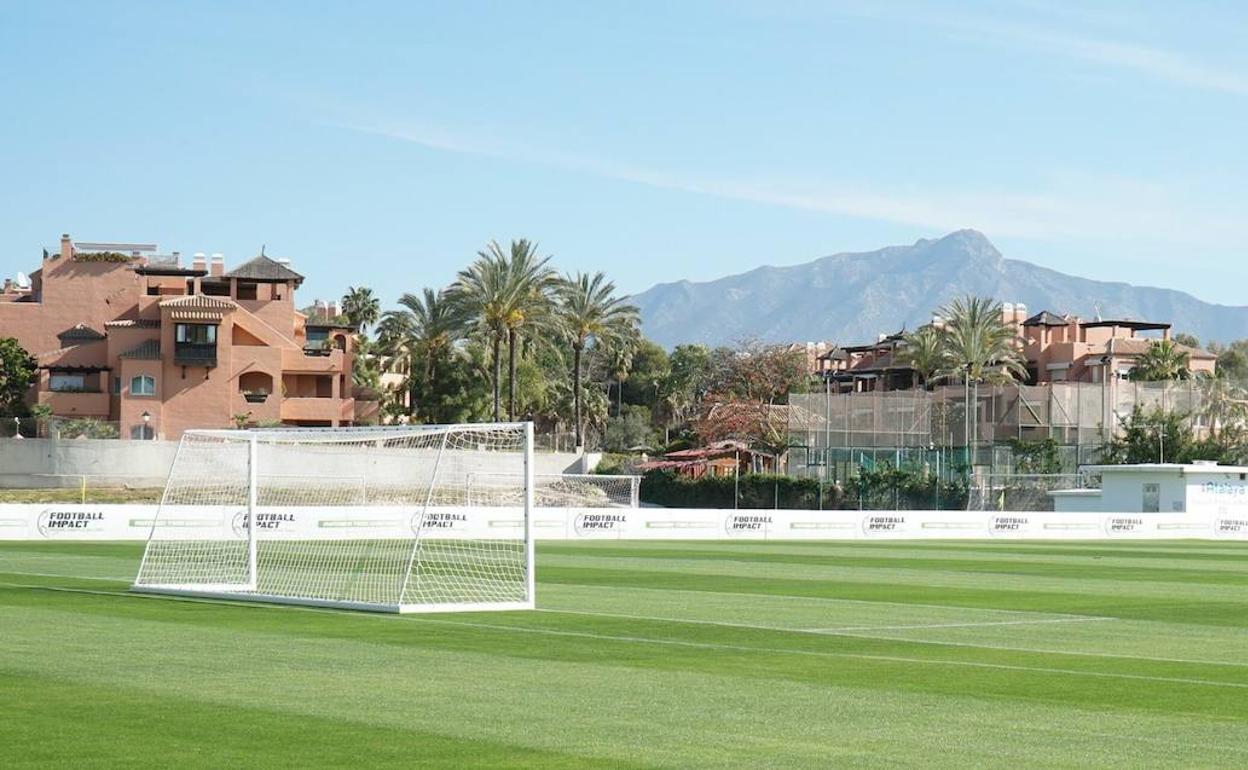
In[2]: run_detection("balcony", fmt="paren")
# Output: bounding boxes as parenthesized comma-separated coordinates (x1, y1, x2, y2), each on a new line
(282, 347, 344, 372)
(39, 390, 111, 417)
(281, 397, 354, 422)
(174, 342, 217, 367)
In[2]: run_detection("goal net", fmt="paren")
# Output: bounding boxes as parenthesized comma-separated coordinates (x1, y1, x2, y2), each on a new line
(131, 423, 535, 613)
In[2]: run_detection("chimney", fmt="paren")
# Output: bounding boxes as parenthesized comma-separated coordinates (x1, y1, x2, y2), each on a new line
(210, 253, 225, 277)
(1015, 303, 1027, 321)
(3, 278, 12, 294)
(192, 252, 207, 272)
(60, 234, 72, 259)
(276, 257, 292, 269)
(327, 301, 339, 318)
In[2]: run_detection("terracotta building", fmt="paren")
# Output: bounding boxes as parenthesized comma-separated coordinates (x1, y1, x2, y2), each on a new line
(813, 302, 1216, 392)
(1, 235, 377, 438)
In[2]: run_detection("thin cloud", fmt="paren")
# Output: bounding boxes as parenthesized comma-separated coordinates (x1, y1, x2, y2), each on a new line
(346, 121, 1246, 248)
(818, 1, 1248, 97)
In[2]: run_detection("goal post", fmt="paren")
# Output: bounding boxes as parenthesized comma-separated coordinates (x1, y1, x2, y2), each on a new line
(131, 423, 536, 613)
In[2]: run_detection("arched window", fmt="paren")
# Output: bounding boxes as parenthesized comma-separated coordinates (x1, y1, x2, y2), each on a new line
(130, 375, 156, 396)
(130, 424, 155, 440)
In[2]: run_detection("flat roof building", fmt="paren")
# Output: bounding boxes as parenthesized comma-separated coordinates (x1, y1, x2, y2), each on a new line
(0, 234, 377, 439)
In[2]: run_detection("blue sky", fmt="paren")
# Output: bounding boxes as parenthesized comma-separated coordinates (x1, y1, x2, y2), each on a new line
(1, 1, 1246, 310)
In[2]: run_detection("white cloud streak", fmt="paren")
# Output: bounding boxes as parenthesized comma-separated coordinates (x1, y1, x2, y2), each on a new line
(348, 121, 1246, 249)
(816, 0, 1248, 97)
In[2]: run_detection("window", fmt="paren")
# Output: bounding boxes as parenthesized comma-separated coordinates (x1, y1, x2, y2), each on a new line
(130, 424, 155, 440)
(50, 374, 85, 392)
(175, 324, 217, 344)
(236, 282, 258, 300)
(112, 376, 121, 395)
(130, 375, 156, 396)
(1143, 483, 1160, 513)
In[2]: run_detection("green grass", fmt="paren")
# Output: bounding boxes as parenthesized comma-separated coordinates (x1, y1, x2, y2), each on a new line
(3, 540, 1247, 767)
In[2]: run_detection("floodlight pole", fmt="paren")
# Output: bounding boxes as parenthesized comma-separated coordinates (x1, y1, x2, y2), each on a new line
(247, 433, 259, 590)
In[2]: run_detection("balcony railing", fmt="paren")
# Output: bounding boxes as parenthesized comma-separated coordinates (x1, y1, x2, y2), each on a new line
(174, 342, 217, 366)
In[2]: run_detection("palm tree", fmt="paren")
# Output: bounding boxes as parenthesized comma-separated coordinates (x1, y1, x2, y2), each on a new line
(937, 295, 1028, 384)
(380, 288, 467, 421)
(341, 286, 381, 334)
(448, 251, 512, 420)
(497, 240, 558, 421)
(1196, 372, 1248, 439)
(1129, 339, 1191, 382)
(554, 272, 640, 448)
(896, 326, 948, 389)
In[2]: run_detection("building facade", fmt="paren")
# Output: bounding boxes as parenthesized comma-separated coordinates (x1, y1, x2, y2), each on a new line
(1, 235, 376, 439)
(812, 302, 1215, 392)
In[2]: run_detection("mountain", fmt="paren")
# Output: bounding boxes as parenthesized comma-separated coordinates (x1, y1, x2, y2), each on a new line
(631, 230, 1248, 348)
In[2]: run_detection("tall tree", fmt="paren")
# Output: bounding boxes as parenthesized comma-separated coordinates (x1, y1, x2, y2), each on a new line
(0, 337, 37, 417)
(450, 240, 557, 421)
(380, 288, 468, 421)
(340, 286, 380, 334)
(553, 271, 639, 448)
(1129, 339, 1191, 382)
(937, 295, 1028, 384)
(496, 240, 558, 421)
(896, 325, 949, 389)
(448, 250, 512, 420)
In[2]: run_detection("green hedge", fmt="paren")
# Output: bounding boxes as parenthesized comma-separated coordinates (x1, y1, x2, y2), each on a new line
(640, 465, 968, 510)
(641, 471, 841, 509)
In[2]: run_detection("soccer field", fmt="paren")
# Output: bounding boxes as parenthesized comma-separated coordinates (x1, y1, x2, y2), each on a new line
(2, 539, 1247, 768)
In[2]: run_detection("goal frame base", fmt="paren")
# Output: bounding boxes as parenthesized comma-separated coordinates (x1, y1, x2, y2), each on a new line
(130, 585, 535, 614)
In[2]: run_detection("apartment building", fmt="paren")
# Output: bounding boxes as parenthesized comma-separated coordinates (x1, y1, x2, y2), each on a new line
(0, 234, 377, 438)
(813, 302, 1215, 392)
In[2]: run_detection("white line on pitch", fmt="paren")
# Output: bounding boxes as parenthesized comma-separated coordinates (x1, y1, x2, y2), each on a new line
(802, 617, 1116, 633)
(550, 584, 1099, 619)
(0, 570, 131, 582)
(536, 608, 1114, 635)
(816, 630, 1248, 669)
(8, 582, 1248, 687)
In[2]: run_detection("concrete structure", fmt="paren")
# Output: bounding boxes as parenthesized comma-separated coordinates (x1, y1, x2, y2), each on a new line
(1, 234, 377, 438)
(0, 438, 593, 488)
(1051, 462, 1248, 514)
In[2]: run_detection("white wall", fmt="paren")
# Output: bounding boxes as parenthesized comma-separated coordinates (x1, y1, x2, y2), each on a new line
(3, 504, 1245, 542)
(0, 438, 586, 488)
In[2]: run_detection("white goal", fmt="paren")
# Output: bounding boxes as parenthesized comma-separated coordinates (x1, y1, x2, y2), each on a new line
(131, 423, 535, 613)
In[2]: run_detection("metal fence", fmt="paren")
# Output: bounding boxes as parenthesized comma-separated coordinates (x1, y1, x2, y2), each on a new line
(787, 379, 1241, 476)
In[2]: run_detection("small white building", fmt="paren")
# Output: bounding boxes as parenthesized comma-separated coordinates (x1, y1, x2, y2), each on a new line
(1051, 462, 1248, 515)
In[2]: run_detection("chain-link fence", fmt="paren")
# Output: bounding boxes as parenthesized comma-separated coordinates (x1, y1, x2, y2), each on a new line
(788, 378, 1247, 475)
(966, 473, 1086, 512)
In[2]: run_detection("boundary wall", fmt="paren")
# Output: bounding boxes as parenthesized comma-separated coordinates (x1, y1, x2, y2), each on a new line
(3, 505, 1246, 542)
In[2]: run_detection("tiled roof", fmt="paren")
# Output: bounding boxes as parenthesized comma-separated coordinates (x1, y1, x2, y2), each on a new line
(104, 318, 161, 328)
(120, 339, 161, 359)
(223, 255, 304, 285)
(158, 294, 237, 310)
(56, 323, 106, 342)
(1022, 311, 1069, 327)
(169, 311, 227, 321)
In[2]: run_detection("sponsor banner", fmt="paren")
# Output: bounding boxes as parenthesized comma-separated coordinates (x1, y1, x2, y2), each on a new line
(0, 504, 1244, 541)
(1214, 516, 1248, 539)
(861, 513, 911, 538)
(572, 511, 630, 539)
(987, 514, 1037, 537)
